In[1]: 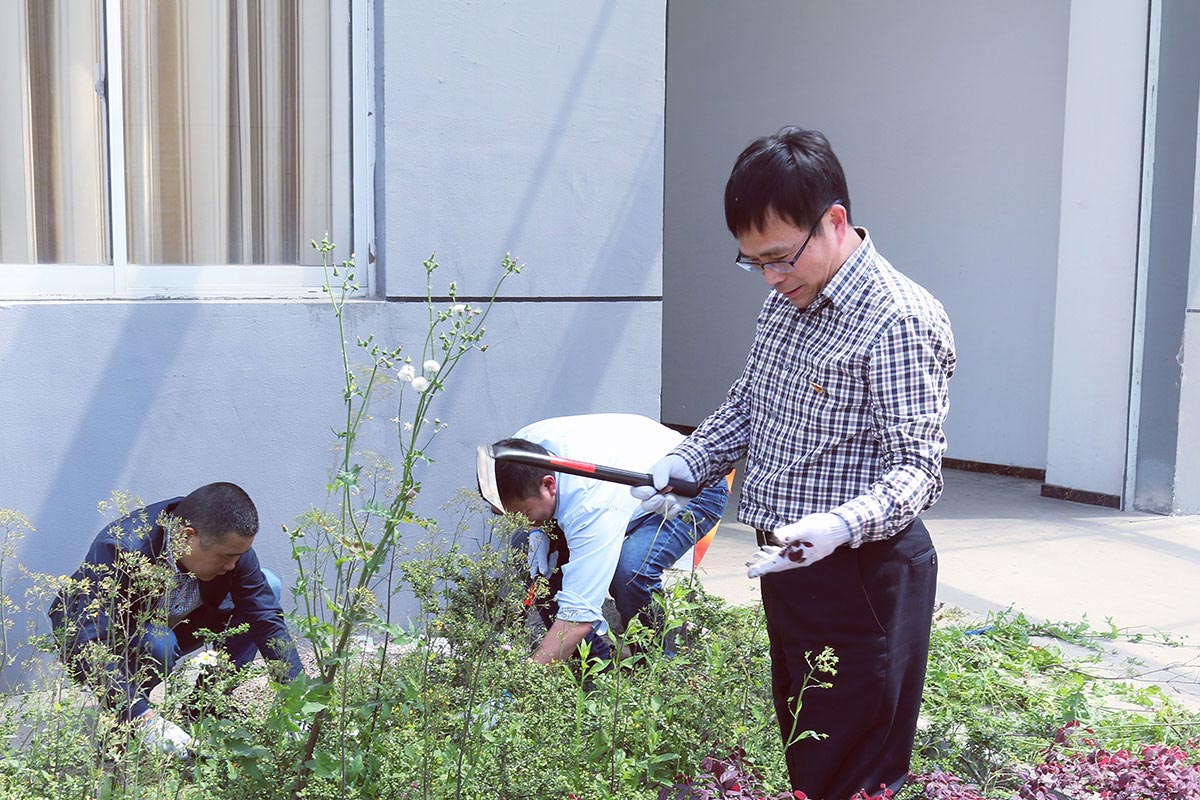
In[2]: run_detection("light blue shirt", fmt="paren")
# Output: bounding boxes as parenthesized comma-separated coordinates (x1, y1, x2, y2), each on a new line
(514, 414, 685, 634)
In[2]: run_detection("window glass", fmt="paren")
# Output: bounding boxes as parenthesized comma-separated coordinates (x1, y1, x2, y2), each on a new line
(0, 0, 110, 265)
(121, 0, 351, 266)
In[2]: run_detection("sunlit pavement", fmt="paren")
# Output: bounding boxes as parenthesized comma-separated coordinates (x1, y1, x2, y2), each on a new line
(689, 468, 1200, 710)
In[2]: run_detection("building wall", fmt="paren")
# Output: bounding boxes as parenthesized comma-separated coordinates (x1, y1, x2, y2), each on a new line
(1133, 0, 1200, 512)
(1043, 0, 1149, 499)
(1173, 76, 1200, 514)
(0, 1, 667, 671)
(380, 1, 666, 301)
(663, 0, 1071, 471)
(1178, 318, 1200, 513)
(0, 300, 662, 580)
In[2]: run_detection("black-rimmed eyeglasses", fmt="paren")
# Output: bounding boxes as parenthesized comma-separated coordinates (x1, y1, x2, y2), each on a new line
(734, 202, 838, 274)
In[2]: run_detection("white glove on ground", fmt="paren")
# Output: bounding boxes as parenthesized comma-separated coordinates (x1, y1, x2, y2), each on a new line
(135, 709, 193, 760)
(286, 719, 312, 745)
(630, 454, 695, 520)
(746, 513, 852, 578)
(527, 529, 551, 578)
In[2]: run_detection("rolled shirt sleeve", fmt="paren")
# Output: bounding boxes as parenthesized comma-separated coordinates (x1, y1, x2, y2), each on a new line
(833, 314, 955, 546)
(551, 501, 627, 635)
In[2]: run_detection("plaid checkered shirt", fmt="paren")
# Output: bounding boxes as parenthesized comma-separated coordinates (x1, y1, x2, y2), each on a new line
(167, 563, 203, 627)
(674, 229, 956, 547)
(163, 530, 203, 627)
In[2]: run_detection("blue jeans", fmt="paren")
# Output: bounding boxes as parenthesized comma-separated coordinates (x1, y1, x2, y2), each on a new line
(612, 482, 729, 650)
(130, 568, 283, 700)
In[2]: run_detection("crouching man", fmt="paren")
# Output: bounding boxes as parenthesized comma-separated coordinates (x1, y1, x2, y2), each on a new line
(479, 413, 729, 665)
(49, 482, 303, 759)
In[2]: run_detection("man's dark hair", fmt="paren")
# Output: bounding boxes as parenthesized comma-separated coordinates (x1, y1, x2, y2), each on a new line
(492, 438, 552, 507)
(724, 126, 852, 238)
(175, 482, 258, 547)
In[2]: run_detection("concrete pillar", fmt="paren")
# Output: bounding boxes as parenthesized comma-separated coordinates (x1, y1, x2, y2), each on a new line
(1043, 0, 1149, 507)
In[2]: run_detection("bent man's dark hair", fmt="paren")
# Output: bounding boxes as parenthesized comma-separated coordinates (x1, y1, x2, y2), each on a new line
(175, 482, 258, 546)
(492, 438, 553, 507)
(724, 126, 852, 238)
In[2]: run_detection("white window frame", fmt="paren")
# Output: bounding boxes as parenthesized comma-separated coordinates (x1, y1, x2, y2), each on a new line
(0, 0, 374, 301)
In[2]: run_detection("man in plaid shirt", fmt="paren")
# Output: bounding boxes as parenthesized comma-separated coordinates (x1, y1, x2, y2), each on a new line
(634, 128, 955, 799)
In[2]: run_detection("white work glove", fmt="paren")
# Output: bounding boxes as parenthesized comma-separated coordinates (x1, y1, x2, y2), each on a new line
(746, 513, 852, 578)
(285, 720, 311, 745)
(135, 709, 193, 760)
(630, 454, 695, 520)
(527, 529, 551, 578)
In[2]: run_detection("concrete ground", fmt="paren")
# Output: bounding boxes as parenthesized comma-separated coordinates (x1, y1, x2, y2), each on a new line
(688, 468, 1200, 709)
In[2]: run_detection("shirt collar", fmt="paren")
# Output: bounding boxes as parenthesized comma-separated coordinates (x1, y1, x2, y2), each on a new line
(812, 227, 874, 313)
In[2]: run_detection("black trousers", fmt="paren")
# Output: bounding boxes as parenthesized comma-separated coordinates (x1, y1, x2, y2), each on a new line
(759, 518, 937, 800)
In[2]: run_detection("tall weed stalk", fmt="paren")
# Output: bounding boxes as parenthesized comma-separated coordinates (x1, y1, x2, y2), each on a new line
(287, 237, 521, 795)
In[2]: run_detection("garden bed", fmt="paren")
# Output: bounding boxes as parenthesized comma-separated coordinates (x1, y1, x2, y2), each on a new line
(2, 589, 1198, 799)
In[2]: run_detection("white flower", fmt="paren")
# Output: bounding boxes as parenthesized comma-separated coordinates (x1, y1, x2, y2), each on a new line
(194, 650, 219, 668)
(423, 359, 441, 373)
(411, 376, 430, 392)
(450, 303, 466, 314)
(403, 422, 413, 432)
(397, 364, 416, 383)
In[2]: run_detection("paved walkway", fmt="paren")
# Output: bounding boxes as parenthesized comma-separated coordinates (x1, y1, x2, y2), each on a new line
(691, 468, 1200, 709)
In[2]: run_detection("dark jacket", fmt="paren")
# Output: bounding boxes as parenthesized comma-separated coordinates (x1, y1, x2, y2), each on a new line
(48, 497, 303, 718)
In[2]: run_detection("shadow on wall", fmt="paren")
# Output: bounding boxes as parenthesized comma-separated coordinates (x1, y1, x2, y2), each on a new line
(0, 302, 201, 687)
(495, 0, 616, 274)
(489, 1, 664, 425)
(527, 117, 664, 424)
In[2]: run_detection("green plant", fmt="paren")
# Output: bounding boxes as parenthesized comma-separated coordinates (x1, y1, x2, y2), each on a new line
(914, 608, 1200, 796)
(284, 237, 522, 796)
(0, 510, 31, 672)
(6, 514, 1198, 800)
(0, 495, 237, 798)
(362, 565, 789, 800)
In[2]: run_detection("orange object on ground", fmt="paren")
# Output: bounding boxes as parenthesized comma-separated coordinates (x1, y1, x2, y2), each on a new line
(687, 469, 735, 568)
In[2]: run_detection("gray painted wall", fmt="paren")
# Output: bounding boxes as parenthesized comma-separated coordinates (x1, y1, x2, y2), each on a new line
(1173, 69, 1200, 514)
(381, 1, 666, 300)
(0, 0, 667, 674)
(663, 0, 1070, 470)
(1134, 0, 1200, 512)
(1179, 317, 1200, 513)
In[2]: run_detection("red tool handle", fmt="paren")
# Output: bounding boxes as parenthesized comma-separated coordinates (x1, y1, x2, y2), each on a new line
(488, 445, 702, 498)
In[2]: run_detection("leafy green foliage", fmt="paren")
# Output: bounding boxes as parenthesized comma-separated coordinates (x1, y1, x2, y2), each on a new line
(914, 608, 1200, 796)
(1, 238, 1197, 799)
